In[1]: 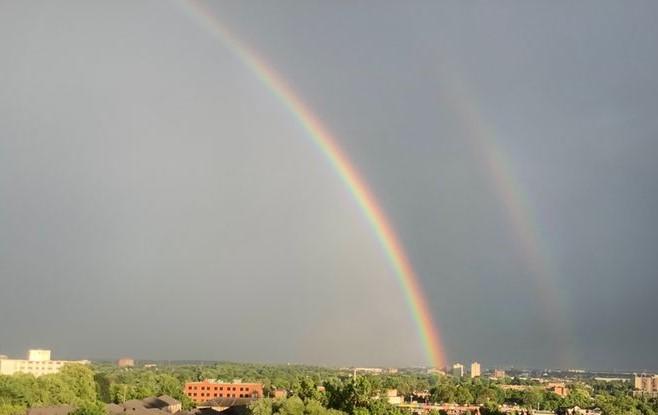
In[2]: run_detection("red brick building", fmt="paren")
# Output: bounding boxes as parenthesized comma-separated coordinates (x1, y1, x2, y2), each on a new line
(184, 380, 263, 404)
(547, 383, 569, 397)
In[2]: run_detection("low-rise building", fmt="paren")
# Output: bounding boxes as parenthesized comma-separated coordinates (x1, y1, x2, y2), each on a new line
(144, 396, 182, 414)
(107, 395, 182, 414)
(382, 389, 403, 405)
(500, 385, 533, 392)
(546, 382, 569, 397)
(117, 358, 136, 368)
(184, 380, 263, 404)
(0, 350, 90, 377)
(493, 369, 506, 379)
(410, 390, 430, 403)
(28, 396, 183, 415)
(351, 368, 384, 375)
(564, 407, 602, 415)
(593, 377, 627, 383)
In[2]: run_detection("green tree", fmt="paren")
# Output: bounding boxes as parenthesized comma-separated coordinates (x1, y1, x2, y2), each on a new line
(563, 385, 591, 409)
(366, 400, 403, 415)
(294, 378, 323, 403)
(430, 381, 457, 404)
(278, 396, 305, 415)
(454, 387, 473, 405)
(71, 400, 106, 415)
(0, 404, 26, 415)
(94, 373, 111, 403)
(58, 365, 98, 404)
(520, 389, 542, 410)
(249, 398, 273, 415)
(37, 374, 77, 405)
(304, 399, 326, 415)
(342, 378, 373, 413)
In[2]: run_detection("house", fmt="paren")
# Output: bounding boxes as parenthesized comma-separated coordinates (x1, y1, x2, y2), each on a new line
(564, 407, 602, 415)
(27, 396, 183, 415)
(143, 396, 182, 413)
(107, 396, 182, 415)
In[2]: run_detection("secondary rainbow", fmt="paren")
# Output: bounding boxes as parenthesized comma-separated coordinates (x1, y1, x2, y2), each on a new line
(176, 0, 446, 368)
(436, 65, 573, 366)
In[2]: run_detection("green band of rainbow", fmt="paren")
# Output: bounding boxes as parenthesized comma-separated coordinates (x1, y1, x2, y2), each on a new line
(178, 0, 446, 368)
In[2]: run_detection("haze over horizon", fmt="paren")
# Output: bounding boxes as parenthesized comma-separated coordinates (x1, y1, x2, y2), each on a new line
(1, 1, 657, 372)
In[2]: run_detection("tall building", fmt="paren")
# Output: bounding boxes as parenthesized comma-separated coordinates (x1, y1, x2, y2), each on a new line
(470, 362, 481, 378)
(0, 350, 89, 377)
(633, 374, 658, 397)
(184, 379, 263, 404)
(452, 363, 464, 378)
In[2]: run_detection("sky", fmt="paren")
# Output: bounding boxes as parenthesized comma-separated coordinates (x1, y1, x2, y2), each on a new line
(1, 1, 657, 371)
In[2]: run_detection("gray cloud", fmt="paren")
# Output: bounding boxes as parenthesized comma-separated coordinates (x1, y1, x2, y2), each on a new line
(1, 0, 657, 370)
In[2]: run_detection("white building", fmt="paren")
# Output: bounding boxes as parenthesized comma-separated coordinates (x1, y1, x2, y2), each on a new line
(470, 362, 481, 378)
(0, 350, 90, 377)
(372, 390, 403, 406)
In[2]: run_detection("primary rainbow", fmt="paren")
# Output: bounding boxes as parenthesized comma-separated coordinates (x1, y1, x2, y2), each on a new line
(176, 0, 446, 368)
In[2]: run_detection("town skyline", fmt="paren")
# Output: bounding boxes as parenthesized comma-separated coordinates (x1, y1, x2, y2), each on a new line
(1, 349, 657, 374)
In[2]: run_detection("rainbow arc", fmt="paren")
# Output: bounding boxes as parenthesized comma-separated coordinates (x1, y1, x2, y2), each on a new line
(177, 0, 446, 368)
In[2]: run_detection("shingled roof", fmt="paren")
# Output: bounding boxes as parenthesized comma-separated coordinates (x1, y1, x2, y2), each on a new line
(198, 397, 255, 408)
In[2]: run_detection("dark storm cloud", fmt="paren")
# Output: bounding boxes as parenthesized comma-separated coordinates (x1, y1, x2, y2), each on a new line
(1, 0, 657, 370)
